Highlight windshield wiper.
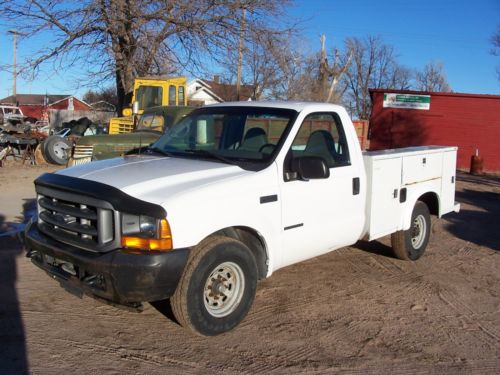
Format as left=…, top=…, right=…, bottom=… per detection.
left=145, top=147, right=172, bottom=156
left=183, top=149, right=236, bottom=165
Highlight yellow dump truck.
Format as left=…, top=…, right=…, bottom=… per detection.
left=109, top=76, right=187, bottom=134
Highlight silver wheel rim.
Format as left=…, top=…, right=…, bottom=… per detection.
left=53, top=141, right=70, bottom=160
left=411, top=214, right=426, bottom=249
left=203, top=261, right=245, bottom=318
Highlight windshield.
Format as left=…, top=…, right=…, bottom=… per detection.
left=136, top=113, right=168, bottom=132
left=151, top=106, right=297, bottom=169
left=135, top=86, right=163, bottom=111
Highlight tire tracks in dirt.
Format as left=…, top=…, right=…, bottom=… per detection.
left=31, top=337, right=204, bottom=372
left=438, top=288, right=500, bottom=345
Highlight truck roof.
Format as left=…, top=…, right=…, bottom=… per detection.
left=205, top=101, right=347, bottom=113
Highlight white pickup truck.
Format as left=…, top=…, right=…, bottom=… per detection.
left=25, top=102, right=459, bottom=336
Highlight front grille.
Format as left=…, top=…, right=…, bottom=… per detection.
left=109, top=118, right=134, bottom=134
left=37, top=188, right=117, bottom=252
left=73, top=145, right=94, bottom=158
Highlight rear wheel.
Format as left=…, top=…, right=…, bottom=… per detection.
left=391, top=201, right=431, bottom=261
left=171, top=236, right=258, bottom=336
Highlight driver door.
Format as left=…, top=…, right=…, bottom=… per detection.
left=279, top=112, right=365, bottom=268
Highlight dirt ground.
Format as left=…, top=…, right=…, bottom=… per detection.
left=0, top=162, right=499, bottom=374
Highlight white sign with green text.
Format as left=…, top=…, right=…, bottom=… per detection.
left=383, top=93, right=431, bottom=110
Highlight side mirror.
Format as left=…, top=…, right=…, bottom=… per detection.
left=291, top=156, right=330, bottom=180
left=132, top=101, right=140, bottom=115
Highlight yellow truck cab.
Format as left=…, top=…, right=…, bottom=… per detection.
left=109, top=76, right=187, bottom=134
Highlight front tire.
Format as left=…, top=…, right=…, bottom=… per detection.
left=391, top=201, right=431, bottom=261
left=171, top=236, right=258, bottom=336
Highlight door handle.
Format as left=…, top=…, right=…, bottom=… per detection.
left=353, top=177, right=360, bottom=195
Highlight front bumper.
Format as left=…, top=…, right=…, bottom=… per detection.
left=24, top=220, right=189, bottom=306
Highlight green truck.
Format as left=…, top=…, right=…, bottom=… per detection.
left=67, top=106, right=194, bottom=166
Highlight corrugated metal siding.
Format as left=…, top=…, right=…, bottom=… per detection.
left=369, top=90, right=500, bottom=172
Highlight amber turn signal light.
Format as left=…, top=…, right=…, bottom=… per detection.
left=121, top=219, right=173, bottom=251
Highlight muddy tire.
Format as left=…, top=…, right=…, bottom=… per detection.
left=43, top=136, right=72, bottom=165
left=171, top=236, right=258, bottom=336
left=391, top=201, right=431, bottom=261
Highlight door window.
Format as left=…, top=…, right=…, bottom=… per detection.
left=169, top=85, right=177, bottom=106
left=178, top=86, right=185, bottom=105
left=288, top=112, right=350, bottom=169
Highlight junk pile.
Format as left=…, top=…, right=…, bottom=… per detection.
left=0, top=117, right=106, bottom=167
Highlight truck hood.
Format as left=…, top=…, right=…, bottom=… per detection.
left=57, top=155, right=249, bottom=206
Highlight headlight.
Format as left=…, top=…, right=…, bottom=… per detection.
left=122, top=214, right=157, bottom=238
left=121, top=214, right=173, bottom=251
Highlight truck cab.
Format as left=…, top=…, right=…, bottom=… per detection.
left=108, top=77, right=188, bottom=134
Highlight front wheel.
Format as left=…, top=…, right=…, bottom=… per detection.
left=391, top=201, right=431, bottom=261
left=171, top=236, right=258, bottom=336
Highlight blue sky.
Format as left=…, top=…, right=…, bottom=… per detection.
left=288, top=0, right=499, bottom=95
left=0, top=0, right=499, bottom=99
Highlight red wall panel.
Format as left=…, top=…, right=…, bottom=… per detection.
left=369, top=90, right=500, bottom=173
left=18, top=97, right=92, bottom=121
left=19, top=105, right=43, bottom=120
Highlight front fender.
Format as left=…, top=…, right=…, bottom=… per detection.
left=164, top=165, right=281, bottom=275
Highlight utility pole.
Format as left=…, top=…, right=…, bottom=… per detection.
left=8, top=30, right=21, bottom=103
left=236, top=6, right=246, bottom=101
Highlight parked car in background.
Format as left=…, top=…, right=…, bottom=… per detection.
left=0, top=105, right=25, bottom=125
left=0, top=105, right=38, bottom=133
left=67, top=105, right=194, bottom=166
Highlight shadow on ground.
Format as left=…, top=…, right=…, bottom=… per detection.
left=354, top=240, right=396, bottom=259
left=443, top=173, right=500, bottom=251
left=355, top=172, right=500, bottom=255
left=0, top=198, right=36, bottom=375
left=150, top=299, right=180, bottom=326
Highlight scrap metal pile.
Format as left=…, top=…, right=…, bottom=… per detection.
left=0, top=112, right=106, bottom=166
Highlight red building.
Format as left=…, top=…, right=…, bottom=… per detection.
left=0, top=94, right=91, bottom=121
left=369, top=89, right=500, bottom=173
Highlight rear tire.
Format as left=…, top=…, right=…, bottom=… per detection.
left=171, top=236, right=258, bottom=336
left=391, top=201, right=431, bottom=261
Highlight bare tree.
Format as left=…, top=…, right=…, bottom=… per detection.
left=266, top=47, right=314, bottom=100
left=0, top=0, right=292, bottom=112
left=83, top=86, right=118, bottom=107
left=415, top=62, right=451, bottom=92
left=214, top=0, right=298, bottom=100
left=491, top=25, right=500, bottom=55
left=243, top=33, right=286, bottom=100
left=342, top=36, right=411, bottom=119
left=490, top=25, right=500, bottom=81
left=259, top=35, right=351, bottom=102
left=218, top=24, right=294, bottom=100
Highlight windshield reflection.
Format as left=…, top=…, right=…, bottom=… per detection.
left=152, top=107, right=296, bottom=168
